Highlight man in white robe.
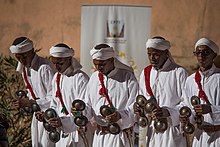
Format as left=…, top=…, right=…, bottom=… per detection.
left=9, top=36, right=56, bottom=147
left=47, top=43, right=93, bottom=147
left=80, top=43, right=138, bottom=147
left=182, top=37, right=220, bottom=147
left=137, top=36, right=188, bottom=147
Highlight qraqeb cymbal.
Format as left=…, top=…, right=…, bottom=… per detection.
left=72, top=99, right=86, bottom=111
left=100, top=105, right=114, bottom=117
left=191, top=96, right=200, bottom=106
left=44, top=108, right=58, bottom=120
left=136, top=95, right=147, bottom=107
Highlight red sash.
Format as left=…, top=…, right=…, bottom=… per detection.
left=98, top=72, right=113, bottom=108
left=195, top=70, right=210, bottom=104
left=144, top=65, right=160, bottom=108
left=56, top=72, right=69, bottom=115
left=22, top=66, right=37, bottom=100
left=144, top=65, right=154, bottom=97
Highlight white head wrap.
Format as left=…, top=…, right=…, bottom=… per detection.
left=50, top=45, right=82, bottom=71
left=90, top=47, right=115, bottom=60
left=50, top=46, right=74, bottom=57
left=9, top=38, right=33, bottom=53
left=146, top=38, right=171, bottom=50
left=195, top=37, right=219, bottom=55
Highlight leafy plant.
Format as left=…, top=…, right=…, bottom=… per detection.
left=0, top=55, right=32, bottom=147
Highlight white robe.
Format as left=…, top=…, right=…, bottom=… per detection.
left=183, top=64, right=220, bottom=147
left=22, top=54, right=56, bottom=147
left=50, top=65, right=94, bottom=147
left=139, top=58, right=188, bottom=147
left=85, top=67, right=139, bottom=147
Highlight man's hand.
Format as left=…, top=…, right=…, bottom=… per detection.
left=105, top=111, right=121, bottom=123
left=179, top=114, right=189, bottom=125
left=194, top=104, right=212, bottom=114
left=35, top=111, right=44, bottom=122
left=133, top=102, right=144, bottom=116
left=152, top=107, right=170, bottom=119
left=13, top=96, right=32, bottom=110
left=19, top=97, right=32, bottom=108
left=48, top=117, right=62, bottom=128
left=71, top=106, right=82, bottom=116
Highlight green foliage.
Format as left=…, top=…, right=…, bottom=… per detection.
left=0, top=55, right=32, bottom=147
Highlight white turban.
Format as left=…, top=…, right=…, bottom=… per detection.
left=90, top=47, right=115, bottom=60
left=50, top=46, right=82, bottom=72
left=9, top=38, right=33, bottom=53
left=146, top=38, right=171, bottom=51
left=50, top=46, right=74, bottom=57
left=195, top=37, right=219, bottom=55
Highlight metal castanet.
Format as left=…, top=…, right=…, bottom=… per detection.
left=49, top=131, right=60, bottom=143
left=72, top=99, right=86, bottom=111
left=136, top=95, right=147, bottom=107
left=190, top=96, right=203, bottom=125
left=72, top=100, right=88, bottom=127
left=16, top=90, right=41, bottom=114
left=144, top=98, right=158, bottom=114
left=137, top=116, right=149, bottom=128
left=74, top=115, right=88, bottom=127
left=16, top=90, right=27, bottom=98
left=145, top=100, right=168, bottom=133
left=32, top=101, right=41, bottom=112
left=191, top=96, right=201, bottom=106
left=100, top=104, right=134, bottom=146
left=153, top=118, right=168, bottom=133
left=45, top=108, right=58, bottom=120
left=179, top=106, right=191, bottom=118
left=44, top=108, right=60, bottom=143
left=135, top=95, right=149, bottom=128
left=43, top=121, right=54, bottom=132
left=179, top=106, right=195, bottom=134
left=100, top=105, right=115, bottom=117
left=15, top=90, right=32, bottom=114
left=72, top=99, right=90, bottom=147
left=99, top=105, right=121, bottom=135
left=179, top=106, right=195, bottom=147
left=183, top=123, right=195, bottom=134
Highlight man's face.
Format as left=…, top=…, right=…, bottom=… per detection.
left=15, top=50, right=33, bottom=66
left=93, top=58, right=114, bottom=75
left=194, top=45, right=216, bottom=69
left=51, top=56, right=71, bottom=73
left=147, top=48, right=168, bottom=70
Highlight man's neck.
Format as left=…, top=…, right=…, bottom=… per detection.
left=26, top=53, right=36, bottom=68
left=200, top=64, right=213, bottom=72
left=104, top=67, right=115, bottom=76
